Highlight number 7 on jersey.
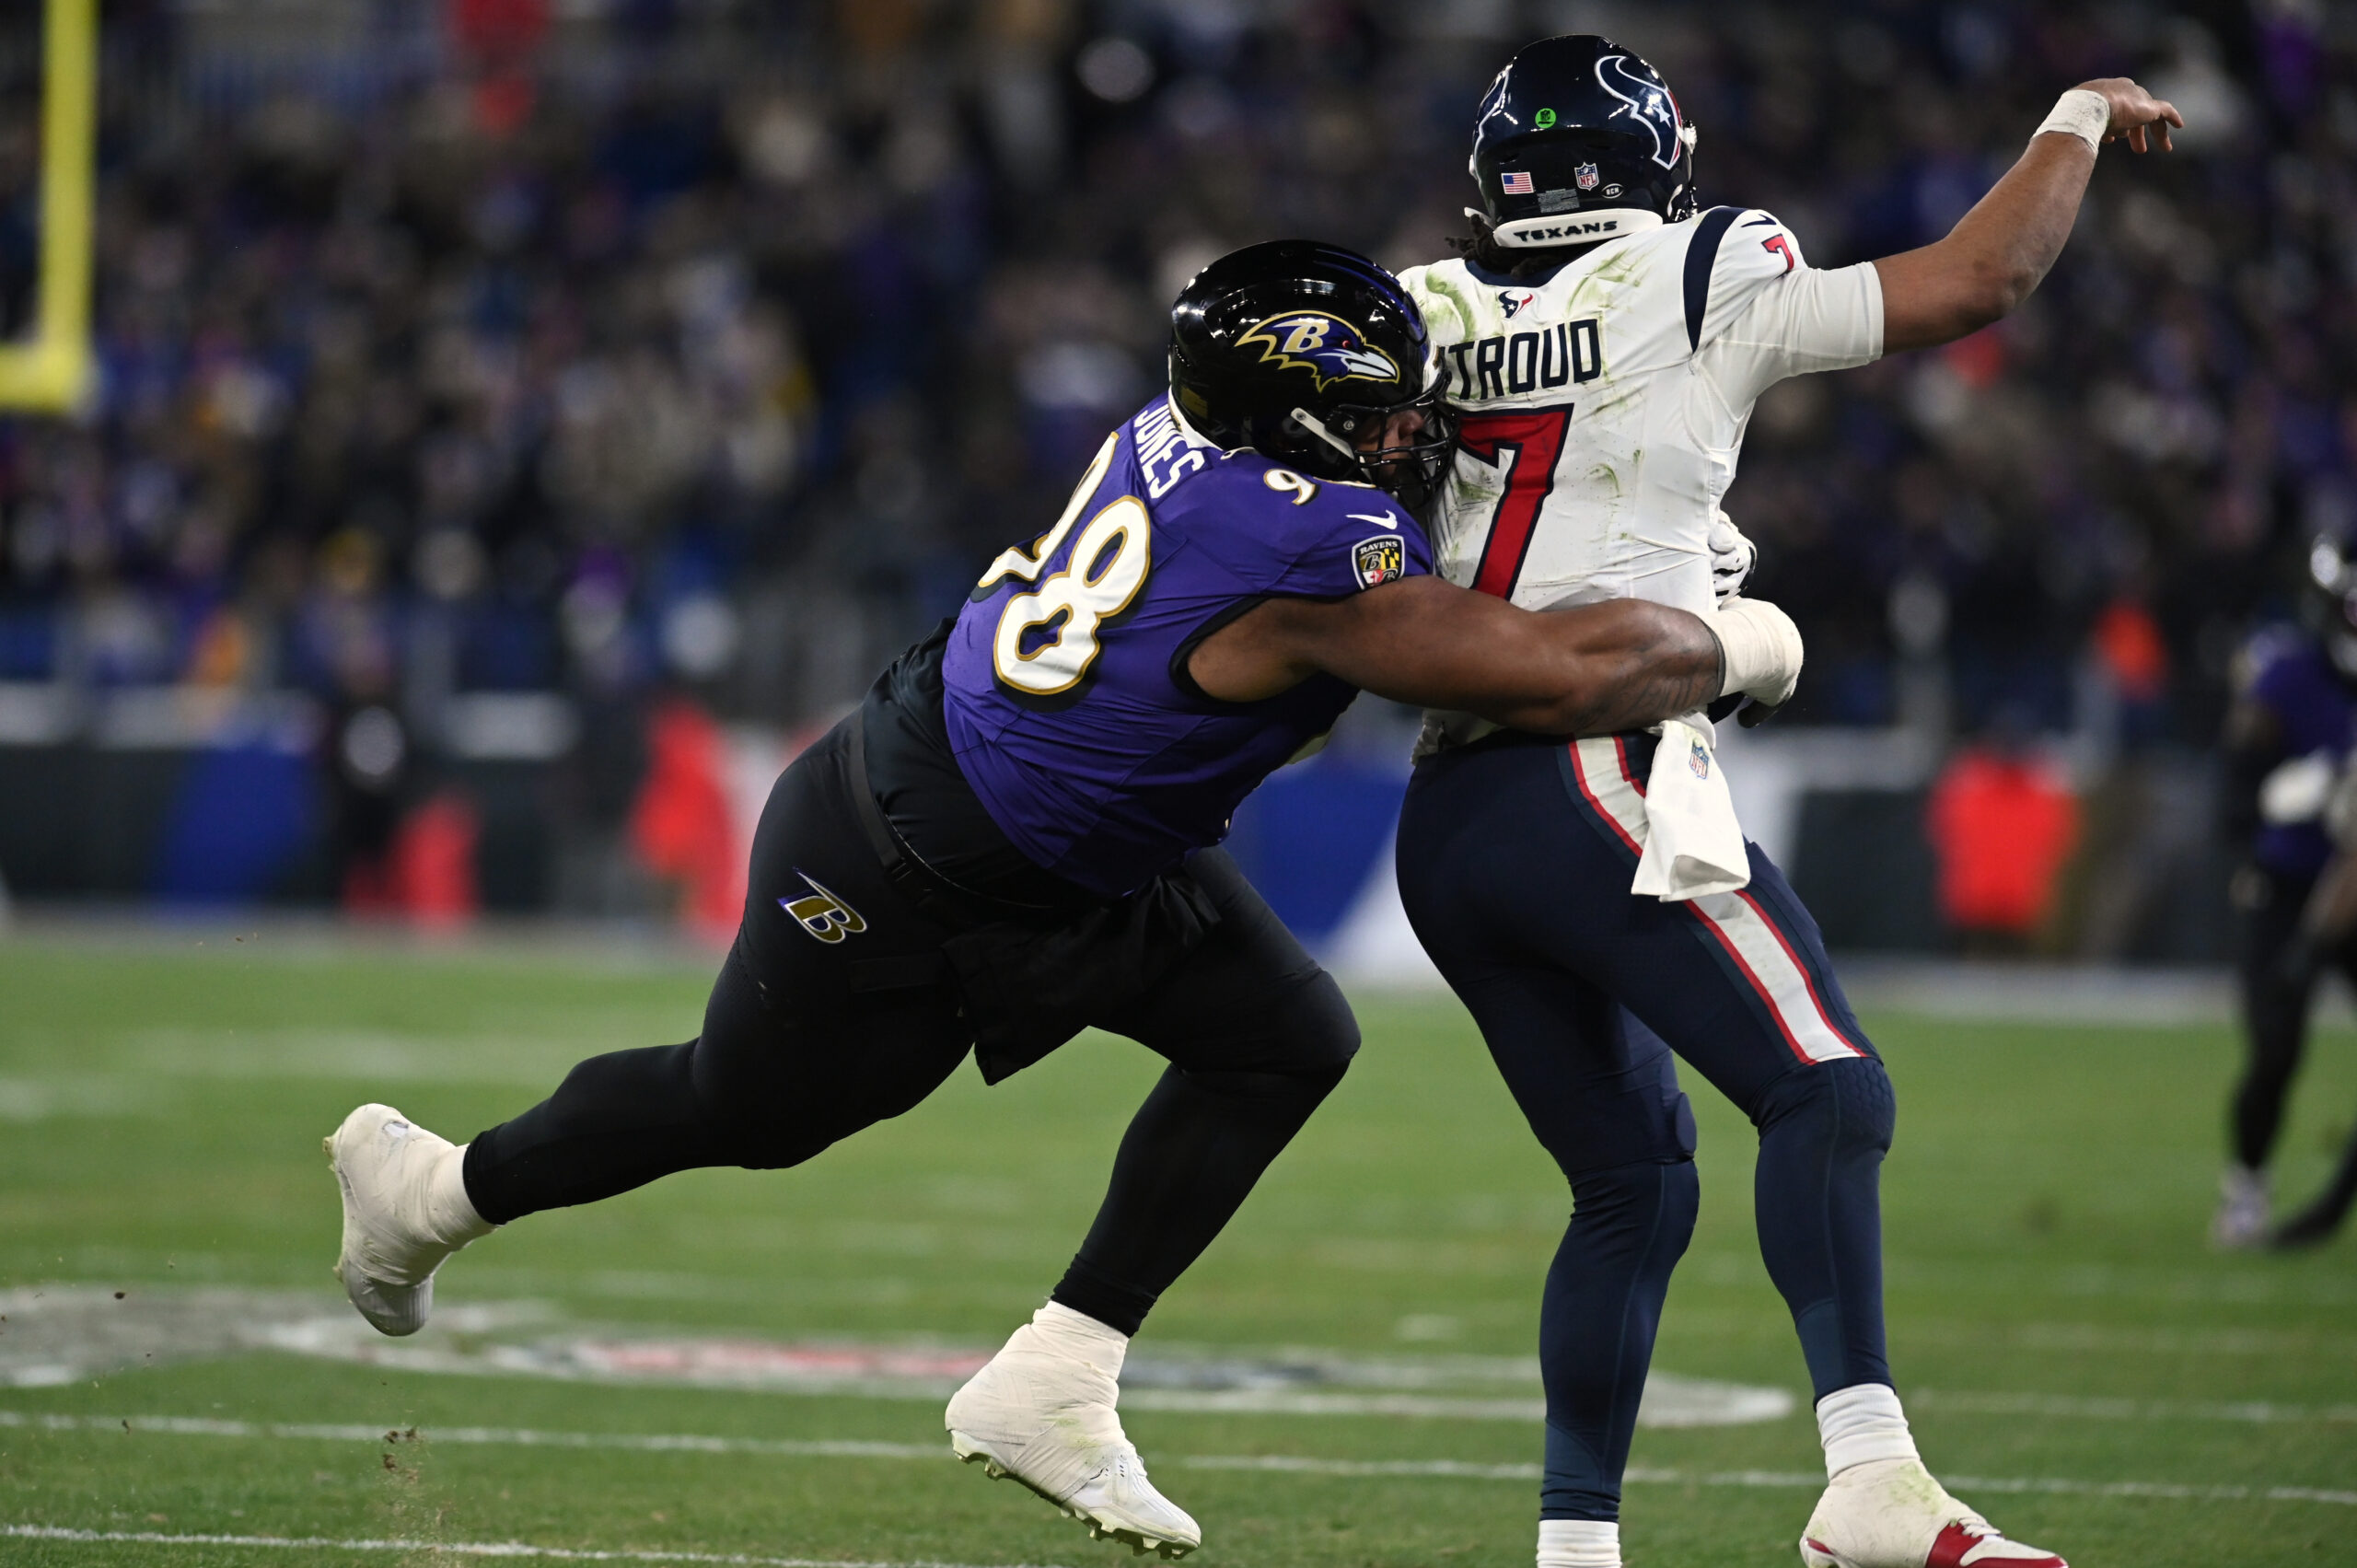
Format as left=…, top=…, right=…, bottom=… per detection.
left=1456, top=406, right=1573, bottom=601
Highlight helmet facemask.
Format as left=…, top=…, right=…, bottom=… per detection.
left=1285, top=384, right=1457, bottom=508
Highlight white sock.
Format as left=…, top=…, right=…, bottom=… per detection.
left=1817, top=1383, right=1921, bottom=1478
left=2223, top=1163, right=2268, bottom=1197
left=1028, top=1301, right=1130, bottom=1377
left=427, top=1143, right=496, bottom=1246
left=1537, top=1518, right=1620, bottom=1568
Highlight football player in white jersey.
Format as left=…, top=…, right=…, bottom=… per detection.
left=1387, top=34, right=2180, bottom=1568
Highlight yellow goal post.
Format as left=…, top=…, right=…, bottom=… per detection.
left=0, top=0, right=95, bottom=413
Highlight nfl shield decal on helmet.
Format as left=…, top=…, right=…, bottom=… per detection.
left=1352, top=535, right=1407, bottom=589
left=1237, top=311, right=1400, bottom=393
left=1689, top=738, right=1711, bottom=779
left=1575, top=161, right=1600, bottom=191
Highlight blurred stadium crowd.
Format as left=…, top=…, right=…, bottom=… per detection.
left=0, top=0, right=2350, bottom=935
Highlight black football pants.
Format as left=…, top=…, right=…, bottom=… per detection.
left=2233, top=862, right=2342, bottom=1170
left=462, top=720, right=1360, bottom=1335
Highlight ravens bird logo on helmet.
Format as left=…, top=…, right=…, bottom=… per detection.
left=1237, top=312, right=1399, bottom=394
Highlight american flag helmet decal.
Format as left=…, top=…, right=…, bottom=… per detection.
left=1500, top=170, right=1535, bottom=195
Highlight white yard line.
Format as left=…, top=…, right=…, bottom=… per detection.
left=1184, top=1456, right=2357, bottom=1506
left=2, top=1523, right=1067, bottom=1568
left=1911, top=1389, right=2357, bottom=1424
left=0, top=1410, right=939, bottom=1459
left=6, top=1410, right=2352, bottom=1509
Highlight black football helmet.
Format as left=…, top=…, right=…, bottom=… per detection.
left=1469, top=35, right=1697, bottom=251
left=1168, top=239, right=1453, bottom=499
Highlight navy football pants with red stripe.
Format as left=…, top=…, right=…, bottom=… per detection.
left=1397, top=732, right=1896, bottom=1523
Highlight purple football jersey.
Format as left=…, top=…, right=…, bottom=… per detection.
left=2247, top=630, right=2357, bottom=877
left=943, top=395, right=1434, bottom=897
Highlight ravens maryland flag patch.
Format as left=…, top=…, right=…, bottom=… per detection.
left=1351, top=535, right=1407, bottom=589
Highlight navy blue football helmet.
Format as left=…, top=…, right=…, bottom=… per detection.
left=1168, top=239, right=1453, bottom=497
left=1469, top=35, right=1697, bottom=250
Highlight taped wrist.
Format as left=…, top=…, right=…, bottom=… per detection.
left=2036, top=88, right=2109, bottom=151
left=1710, top=597, right=1803, bottom=702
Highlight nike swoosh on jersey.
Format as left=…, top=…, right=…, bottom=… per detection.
left=1347, top=511, right=1401, bottom=529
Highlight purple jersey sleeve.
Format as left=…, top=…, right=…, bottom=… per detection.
left=1162, top=458, right=1435, bottom=602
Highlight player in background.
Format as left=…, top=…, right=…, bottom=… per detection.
left=1392, top=35, right=2180, bottom=1568
left=324, top=240, right=1805, bottom=1561
left=2218, top=537, right=2357, bottom=1249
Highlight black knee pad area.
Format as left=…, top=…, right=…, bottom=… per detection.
left=1180, top=1060, right=1351, bottom=1109
left=1753, top=1055, right=1897, bottom=1154
left=1268, top=968, right=1364, bottom=1073
left=1567, top=1155, right=1702, bottom=1236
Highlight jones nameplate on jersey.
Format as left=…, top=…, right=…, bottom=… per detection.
left=1352, top=535, right=1407, bottom=588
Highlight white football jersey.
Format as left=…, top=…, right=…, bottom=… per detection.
left=1401, top=203, right=1883, bottom=633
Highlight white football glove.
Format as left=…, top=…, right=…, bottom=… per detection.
left=1708, top=508, right=1757, bottom=603
left=1711, top=595, right=1803, bottom=712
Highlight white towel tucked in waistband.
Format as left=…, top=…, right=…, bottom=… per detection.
left=1630, top=715, right=1751, bottom=901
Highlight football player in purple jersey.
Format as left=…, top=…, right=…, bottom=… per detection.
left=2217, top=537, right=2357, bottom=1251
left=321, top=240, right=1804, bottom=1559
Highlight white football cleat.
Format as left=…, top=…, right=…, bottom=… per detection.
left=325, top=1103, right=493, bottom=1337
left=1799, top=1458, right=2065, bottom=1568
left=2211, top=1164, right=2270, bottom=1249
left=946, top=1304, right=1200, bottom=1559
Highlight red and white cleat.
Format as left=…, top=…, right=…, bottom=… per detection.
left=1799, top=1458, right=2065, bottom=1568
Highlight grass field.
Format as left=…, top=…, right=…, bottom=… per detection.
left=2, top=929, right=2354, bottom=1568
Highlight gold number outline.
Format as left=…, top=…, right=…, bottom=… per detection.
left=991, top=495, right=1153, bottom=697
left=976, top=433, right=1119, bottom=593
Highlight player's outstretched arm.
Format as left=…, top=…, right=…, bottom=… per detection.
left=1876, top=78, right=2181, bottom=353
left=1187, top=577, right=1799, bottom=737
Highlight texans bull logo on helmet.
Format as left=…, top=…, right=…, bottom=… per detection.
left=1237, top=311, right=1399, bottom=394
left=1596, top=53, right=1682, bottom=168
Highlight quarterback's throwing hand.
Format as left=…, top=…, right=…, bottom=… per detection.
left=2076, top=76, right=2183, bottom=153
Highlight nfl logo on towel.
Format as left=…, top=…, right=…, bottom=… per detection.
left=1689, top=738, right=1711, bottom=778
left=1500, top=170, right=1535, bottom=195
left=1575, top=162, right=1600, bottom=192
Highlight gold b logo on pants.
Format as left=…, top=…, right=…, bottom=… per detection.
left=783, top=872, right=867, bottom=944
